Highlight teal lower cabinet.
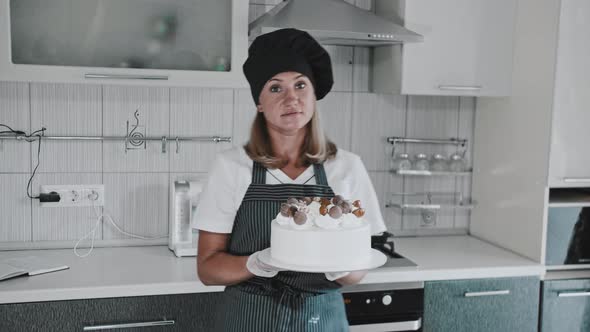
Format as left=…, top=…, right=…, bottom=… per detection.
left=423, top=277, right=540, bottom=332
left=541, top=278, right=590, bottom=332
left=0, top=292, right=222, bottom=332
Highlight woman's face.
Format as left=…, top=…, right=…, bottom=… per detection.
left=257, top=71, right=316, bottom=135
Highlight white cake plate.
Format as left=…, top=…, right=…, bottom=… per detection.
left=258, top=248, right=387, bottom=273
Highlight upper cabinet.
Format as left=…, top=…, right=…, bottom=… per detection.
left=0, top=0, right=249, bottom=88
left=548, top=0, right=590, bottom=187
left=373, top=0, right=517, bottom=96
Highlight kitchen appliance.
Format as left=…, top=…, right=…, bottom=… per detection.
left=169, top=180, right=203, bottom=257
left=371, top=232, right=418, bottom=269
left=343, top=232, right=421, bottom=331
left=546, top=188, right=590, bottom=267
left=249, top=0, right=423, bottom=46
left=343, top=281, right=423, bottom=332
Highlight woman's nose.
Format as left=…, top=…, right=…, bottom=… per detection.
left=284, top=87, right=298, bottom=101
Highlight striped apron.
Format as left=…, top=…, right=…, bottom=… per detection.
left=214, top=161, right=349, bottom=332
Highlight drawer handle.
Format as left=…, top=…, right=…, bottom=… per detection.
left=83, top=319, right=175, bottom=330
left=350, top=318, right=422, bottom=332
left=563, top=178, right=590, bottom=183
left=438, top=85, right=482, bottom=91
left=85, top=73, right=169, bottom=80
left=558, top=291, right=590, bottom=298
left=464, top=290, right=510, bottom=297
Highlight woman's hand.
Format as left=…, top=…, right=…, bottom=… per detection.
left=246, top=251, right=283, bottom=277
left=197, top=230, right=256, bottom=286
left=326, top=270, right=368, bottom=286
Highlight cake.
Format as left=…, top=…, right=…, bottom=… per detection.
left=270, top=195, right=372, bottom=269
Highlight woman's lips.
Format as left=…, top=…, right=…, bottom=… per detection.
left=281, top=111, right=302, bottom=117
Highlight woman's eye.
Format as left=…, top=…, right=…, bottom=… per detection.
left=270, top=85, right=282, bottom=93
left=295, top=82, right=306, bottom=89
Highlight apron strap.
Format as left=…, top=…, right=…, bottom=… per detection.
left=252, top=161, right=267, bottom=184
left=313, top=163, right=329, bottom=186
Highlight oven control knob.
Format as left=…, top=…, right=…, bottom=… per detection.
left=382, top=295, right=392, bottom=306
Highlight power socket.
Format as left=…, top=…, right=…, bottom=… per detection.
left=39, top=184, right=105, bottom=207
left=420, top=209, right=437, bottom=227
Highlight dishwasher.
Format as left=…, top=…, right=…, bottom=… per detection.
left=342, top=281, right=424, bottom=332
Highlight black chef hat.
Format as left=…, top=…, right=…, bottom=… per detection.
left=243, top=28, right=333, bottom=105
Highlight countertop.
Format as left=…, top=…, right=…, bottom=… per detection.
left=0, top=235, right=544, bottom=305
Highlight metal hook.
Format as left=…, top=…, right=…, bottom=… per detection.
left=161, top=136, right=167, bottom=153
left=175, top=137, right=180, bottom=154
left=124, top=135, right=129, bottom=154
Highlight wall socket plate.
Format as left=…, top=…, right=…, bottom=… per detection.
left=420, top=209, right=437, bottom=227
left=39, top=184, right=105, bottom=207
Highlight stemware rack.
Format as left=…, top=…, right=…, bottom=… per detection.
left=385, top=192, right=477, bottom=211
left=387, top=136, right=472, bottom=177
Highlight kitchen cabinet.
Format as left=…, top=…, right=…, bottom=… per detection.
left=0, top=293, right=222, bottom=331
left=372, top=0, right=517, bottom=96
left=547, top=0, right=590, bottom=187
left=423, top=277, right=539, bottom=332
left=541, top=279, right=590, bottom=332
left=471, top=0, right=590, bottom=263
left=0, top=0, right=248, bottom=88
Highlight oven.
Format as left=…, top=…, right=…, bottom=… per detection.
left=546, top=204, right=590, bottom=267
left=546, top=188, right=590, bottom=267
left=342, top=282, right=424, bottom=332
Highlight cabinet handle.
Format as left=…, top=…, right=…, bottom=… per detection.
left=85, top=73, right=169, bottom=80
left=558, top=291, right=590, bottom=298
left=83, top=319, right=175, bottom=330
left=464, top=290, right=510, bottom=297
left=563, top=178, right=590, bottom=183
left=438, top=85, right=482, bottom=91
left=349, top=318, right=422, bottom=331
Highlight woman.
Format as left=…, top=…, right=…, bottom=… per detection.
left=195, top=28, right=386, bottom=331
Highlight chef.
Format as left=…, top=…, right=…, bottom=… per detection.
left=195, top=28, right=386, bottom=331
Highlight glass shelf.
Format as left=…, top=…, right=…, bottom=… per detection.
left=390, top=169, right=473, bottom=177
left=385, top=202, right=476, bottom=211
left=385, top=192, right=477, bottom=211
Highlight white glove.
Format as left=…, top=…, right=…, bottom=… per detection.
left=246, top=251, right=282, bottom=278
left=325, top=271, right=350, bottom=281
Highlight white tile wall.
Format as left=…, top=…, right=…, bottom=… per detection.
left=169, top=87, right=233, bottom=172
left=0, top=174, right=31, bottom=242
left=233, top=89, right=257, bottom=148
left=103, top=86, right=170, bottom=173
left=0, top=82, right=30, bottom=173
left=103, top=173, right=169, bottom=240
left=30, top=83, right=102, bottom=173
left=0, top=0, right=477, bottom=247
left=350, top=93, right=406, bottom=171
left=317, top=92, right=353, bottom=151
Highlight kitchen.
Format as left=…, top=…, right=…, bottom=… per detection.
left=0, top=0, right=587, bottom=331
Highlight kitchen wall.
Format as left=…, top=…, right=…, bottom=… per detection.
left=0, top=0, right=475, bottom=249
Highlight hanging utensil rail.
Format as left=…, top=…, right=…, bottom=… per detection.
left=0, top=134, right=231, bottom=154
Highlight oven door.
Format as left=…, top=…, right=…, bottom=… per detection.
left=349, top=317, right=422, bottom=332
left=343, top=282, right=424, bottom=332
left=546, top=206, right=590, bottom=266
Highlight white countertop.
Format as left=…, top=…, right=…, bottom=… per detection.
left=0, top=235, right=544, bottom=305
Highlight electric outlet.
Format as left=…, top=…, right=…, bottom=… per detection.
left=39, top=184, right=104, bottom=207
left=420, top=209, right=437, bottom=227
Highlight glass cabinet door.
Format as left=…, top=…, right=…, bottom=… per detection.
left=10, top=0, right=232, bottom=72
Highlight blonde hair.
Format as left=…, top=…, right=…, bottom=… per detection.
left=244, top=110, right=337, bottom=169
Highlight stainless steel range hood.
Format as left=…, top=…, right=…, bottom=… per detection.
left=249, top=0, right=423, bottom=47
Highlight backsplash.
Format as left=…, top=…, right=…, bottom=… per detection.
left=0, top=0, right=475, bottom=249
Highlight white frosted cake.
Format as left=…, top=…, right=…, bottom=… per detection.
left=270, top=196, right=371, bottom=269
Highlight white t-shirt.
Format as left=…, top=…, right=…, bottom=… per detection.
left=194, top=147, right=387, bottom=235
